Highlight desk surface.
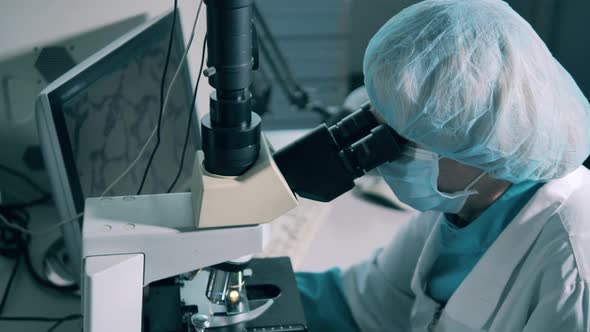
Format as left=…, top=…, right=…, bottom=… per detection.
left=0, top=204, right=82, bottom=332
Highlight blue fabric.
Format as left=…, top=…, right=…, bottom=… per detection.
left=296, top=268, right=361, bottom=332
left=427, top=181, right=543, bottom=304
left=363, top=0, right=590, bottom=183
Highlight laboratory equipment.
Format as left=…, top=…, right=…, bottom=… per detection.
left=36, top=1, right=407, bottom=330
left=36, top=10, right=196, bottom=286
left=82, top=102, right=405, bottom=331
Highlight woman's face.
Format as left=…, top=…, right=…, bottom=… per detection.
left=437, top=157, right=484, bottom=193
left=410, top=142, right=484, bottom=194
left=370, top=106, right=484, bottom=193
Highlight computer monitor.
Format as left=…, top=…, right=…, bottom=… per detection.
left=0, top=15, right=146, bottom=200
left=36, top=10, right=198, bottom=283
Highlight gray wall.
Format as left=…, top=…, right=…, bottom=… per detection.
left=552, top=1, right=590, bottom=98
left=506, top=0, right=590, bottom=98
left=349, top=0, right=419, bottom=75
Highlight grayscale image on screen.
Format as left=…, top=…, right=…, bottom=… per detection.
left=61, top=35, right=195, bottom=198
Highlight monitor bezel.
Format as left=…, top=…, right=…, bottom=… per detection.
left=41, top=10, right=196, bottom=215
left=34, top=9, right=197, bottom=283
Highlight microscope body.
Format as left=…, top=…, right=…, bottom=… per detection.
left=82, top=136, right=298, bottom=332
left=82, top=0, right=407, bottom=330
left=191, top=138, right=297, bottom=229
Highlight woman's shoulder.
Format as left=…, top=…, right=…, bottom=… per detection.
left=528, top=166, right=590, bottom=237
left=536, top=192, right=590, bottom=283
left=515, top=166, right=590, bottom=284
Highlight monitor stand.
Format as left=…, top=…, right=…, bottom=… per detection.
left=43, top=237, right=77, bottom=288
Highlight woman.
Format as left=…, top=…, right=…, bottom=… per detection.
left=297, top=0, right=590, bottom=331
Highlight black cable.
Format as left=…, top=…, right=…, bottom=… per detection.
left=0, top=208, right=30, bottom=259
left=45, top=314, right=83, bottom=332
left=0, top=256, right=20, bottom=315
left=0, top=164, right=48, bottom=196
left=0, top=164, right=51, bottom=209
left=0, top=172, right=76, bottom=321
left=136, top=0, right=179, bottom=195
left=0, top=210, right=77, bottom=332
left=0, top=316, right=65, bottom=322
left=0, top=208, right=30, bottom=258
left=0, top=206, right=30, bottom=315
left=166, top=36, right=207, bottom=193
left=252, top=8, right=311, bottom=111
left=252, top=4, right=299, bottom=89
left=1, top=194, right=51, bottom=210
left=0, top=206, right=77, bottom=292
left=0, top=314, right=82, bottom=330
left=255, top=31, right=297, bottom=104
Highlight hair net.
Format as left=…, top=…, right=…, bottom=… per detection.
left=364, top=0, right=590, bottom=183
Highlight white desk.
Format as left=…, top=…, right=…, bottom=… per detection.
left=299, top=190, right=413, bottom=272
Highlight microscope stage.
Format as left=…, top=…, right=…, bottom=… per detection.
left=143, top=257, right=308, bottom=332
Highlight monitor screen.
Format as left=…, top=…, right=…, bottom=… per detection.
left=54, top=13, right=196, bottom=199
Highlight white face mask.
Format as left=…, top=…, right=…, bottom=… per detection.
left=377, top=147, right=486, bottom=213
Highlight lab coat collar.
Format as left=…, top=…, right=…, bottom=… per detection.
left=443, top=168, right=583, bottom=329
left=411, top=213, right=444, bottom=296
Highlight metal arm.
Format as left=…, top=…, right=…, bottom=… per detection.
left=251, top=3, right=310, bottom=110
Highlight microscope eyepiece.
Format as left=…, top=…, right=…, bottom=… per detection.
left=273, top=103, right=407, bottom=202
left=339, top=124, right=406, bottom=178
left=328, top=101, right=378, bottom=148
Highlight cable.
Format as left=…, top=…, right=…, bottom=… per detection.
left=136, top=0, right=179, bottom=195
left=0, top=206, right=30, bottom=315
left=45, top=313, right=83, bottom=332
left=0, top=316, right=59, bottom=322
left=0, top=207, right=77, bottom=296
left=167, top=35, right=207, bottom=193
left=0, top=164, right=51, bottom=209
left=0, top=256, right=20, bottom=315
left=101, top=0, right=203, bottom=198
left=0, top=165, right=53, bottom=305
left=252, top=4, right=299, bottom=90
left=255, top=26, right=296, bottom=105
left=0, top=314, right=82, bottom=328
left=0, top=212, right=82, bottom=236
left=0, top=208, right=29, bottom=256
left=0, top=211, right=26, bottom=314
left=2, top=0, right=202, bottom=236
left=0, top=165, right=48, bottom=196
left=1, top=194, right=51, bottom=210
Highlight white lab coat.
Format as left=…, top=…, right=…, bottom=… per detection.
left=342, top=166, right=590, bottom=331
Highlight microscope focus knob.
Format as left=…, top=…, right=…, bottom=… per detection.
left=191, top=313, right=211, bottom=332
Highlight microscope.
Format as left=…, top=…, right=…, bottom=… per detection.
left=82, top=1, right=407, bottom=331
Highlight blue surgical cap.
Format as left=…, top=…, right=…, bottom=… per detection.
left=364, top=0, right=590, bottom=183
